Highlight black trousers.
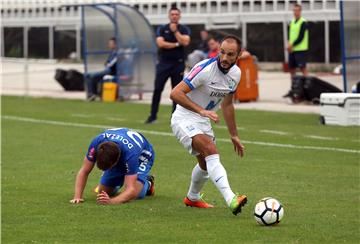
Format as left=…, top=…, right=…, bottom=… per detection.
left=150, top=60, right=185, bottom=119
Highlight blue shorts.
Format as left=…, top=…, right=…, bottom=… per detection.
left=289, top=51, right=308, bottom=69
left=99, top=151, right=155, bottom=199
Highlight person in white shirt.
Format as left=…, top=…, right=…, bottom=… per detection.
left=170, top=35, right=247, bottom=215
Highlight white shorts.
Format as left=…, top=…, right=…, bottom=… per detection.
left=171, top=114, right=215, bottom=156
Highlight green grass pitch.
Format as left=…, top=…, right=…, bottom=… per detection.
left=2, top=95, right=359, bottom=243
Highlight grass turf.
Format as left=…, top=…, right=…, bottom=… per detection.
left=2, top=95, right=359, bottom=243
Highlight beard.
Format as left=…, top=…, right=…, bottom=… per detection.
left=217, top=57, right=236, bottom=74
left=220, top=60, right=231, bottom=68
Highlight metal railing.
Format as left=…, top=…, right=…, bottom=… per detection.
left=1, top=0, right=341, bottom=63
left=1, top=0, right=340, bottom=26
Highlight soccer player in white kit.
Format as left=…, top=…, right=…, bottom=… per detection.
left=170, top=35, right=247, bottom=215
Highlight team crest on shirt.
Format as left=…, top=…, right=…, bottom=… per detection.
left=227, top=78, right=236, bottom=90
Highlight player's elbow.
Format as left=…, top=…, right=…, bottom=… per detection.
left=170, top=89, right=178, bottom=102
left=126, top=188, right=139, bottom=201
left=170, top=89, right=184, bottom=104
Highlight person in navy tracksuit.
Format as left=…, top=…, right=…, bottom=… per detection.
left=145, top=6, right=191, bottom=124
left=85, top=37, right=118, bottom=101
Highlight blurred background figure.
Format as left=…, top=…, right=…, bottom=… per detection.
left=187, top=30, right=209, bottom=68
left=284, top=3, right=309, bottom=97
left=287, top=3, right=309, bottom=78
left=207, top=36, right=220, bottom=58
left=145, top=6, right=190, bottom=124
left=85, top=37, right=118, bottom=101
left=198, top=30, right=210, bottom=53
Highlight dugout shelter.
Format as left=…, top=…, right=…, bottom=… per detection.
left=77, top=2, right=157, bottom=97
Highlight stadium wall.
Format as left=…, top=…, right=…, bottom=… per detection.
left=1, top=0, right=341, bottom=63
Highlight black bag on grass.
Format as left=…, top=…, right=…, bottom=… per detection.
left=55, top=69, right=84, bottom=91
left=65, top=69, right=84, bottom=91
left=284, top=75, right=305, bottom=103
left=303, top=76, right=342, bottom=104
left=285, top=75, right=342, bottom=104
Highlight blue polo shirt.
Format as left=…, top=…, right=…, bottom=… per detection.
left=156, top=23, right=191, bottom=62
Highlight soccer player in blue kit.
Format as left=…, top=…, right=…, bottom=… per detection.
left=70, top=128, right=155, bottom=205
left=170, top=35, right=247, bottom=215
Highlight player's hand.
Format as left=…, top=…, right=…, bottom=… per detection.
left=169, top=23, right=178, bottom=32
left=200, top=110, right=219, bottom=123
left=231, top=136, right=245, bottom=157
left=70, top=198, right=84, bottom=204
left=97, top=191, right=112, bottom=205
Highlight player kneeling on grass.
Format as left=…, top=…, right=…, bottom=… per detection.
left=170, top=35, right=247, bottom=215
left=70, top=128, right=155, bottom=205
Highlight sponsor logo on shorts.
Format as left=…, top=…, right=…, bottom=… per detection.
left=186, top=125, right=195, bottom=132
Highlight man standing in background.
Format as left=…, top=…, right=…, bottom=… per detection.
left=145, top=6, right=191, bottom=124
left=287, top=3, right=309, bottom=77
left=284, top=3, right=309, bottom=98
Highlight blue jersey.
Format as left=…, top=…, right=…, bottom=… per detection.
left=86, top=128, right=154, bottom=176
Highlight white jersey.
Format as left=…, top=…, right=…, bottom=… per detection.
left=173, top=57, right=241, bottom=121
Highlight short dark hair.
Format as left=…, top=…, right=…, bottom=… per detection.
left=169, top=5, right=181, bottom=13
left=109, top=37, right=116, bottom=42
left=207, top=35, right=219, bottom=43
left=96, top=141, right=121, bottom=171
left=220, top=35, right=242, bottom=54
left=294, top=3, right=302, bottom=9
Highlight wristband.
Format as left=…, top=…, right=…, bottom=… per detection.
left=175, top=42, right=180, bottom=47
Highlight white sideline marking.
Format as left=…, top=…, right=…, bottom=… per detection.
left=215, top=125, right=245, bottom=130
left=3, top=115, right=360, bottom=155
left=71, top=114, right=94, bottom=118
left=105, top=117, right=125, bottom=122
left=260, top=130, right=289, bottom=136
left=304, top=135, right=338, bottom=141
left=71, top=114, right=125, bottom=122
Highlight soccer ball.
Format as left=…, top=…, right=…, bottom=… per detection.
left=254, top=197, right=284, bottom=226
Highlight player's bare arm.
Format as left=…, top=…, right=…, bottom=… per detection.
left=221, top=94, right=245, bottom=157
left=70, top=157, right=95, bottom=204
left=97, top=174, right=142, bottom=205
left=170, top=81, right=219, bottom=123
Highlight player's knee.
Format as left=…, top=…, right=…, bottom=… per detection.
left=198, top=160, right=207, bottom=171
left=98, top=185, right=114, bottom=195
left=201, top=143, right=218, bottom=156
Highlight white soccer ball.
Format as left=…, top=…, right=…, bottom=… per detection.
left=254, top=197, right=284, bottom=226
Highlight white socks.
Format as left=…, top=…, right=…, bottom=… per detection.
left=187, top=164, right=209, bottom=201
left=205, top=154, right=235, bottom=206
